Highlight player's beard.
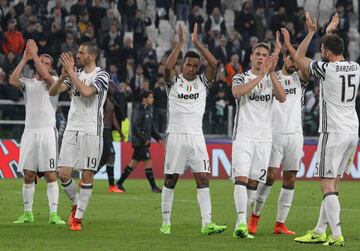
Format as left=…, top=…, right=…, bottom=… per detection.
left=285, top=65, right=297, bottom=74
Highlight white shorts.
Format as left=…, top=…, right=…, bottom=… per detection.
left=269, top=133, right=303, bottom=171
left=58, top=131, right=103, bottom=171
left=19, top=127, right=58, bottom=173
left=164, top=133, right=210, bottom=175
left=232, top=139, right=272, bottom=183
left=315, top=132, right=358, bottom=178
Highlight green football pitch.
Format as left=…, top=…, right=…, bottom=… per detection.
left=0, top=179, right=359, bottom=251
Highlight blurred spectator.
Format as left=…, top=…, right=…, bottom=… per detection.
left=80, top=23, right=97, bottom=43
left=269, top=6, right=288, bottom=34
left=0, top=67, right=22, bottom=101
left=254, top=6, right=267, bottom=41
left=138, top=40, right=157, bottom=65
left=118, top=0, right=137, bottom=32
left=227, top=31, right=243, bottom=58
left=132, top=9, right=151, bottom=50
left=204, top=7, right=226, bottom=42
left=13, top=0, right=25, bottom=17
left=1, top=51, right=19, bottom=75
left=155, top=0, right=172, bottom=28
left=153, top=73, right=167, bottom=133
left=206, top=0, right=222, bottom=15
left=114, top=82, right=132, bottom=120
left=175, top=0, right=191, bottom=22
left=61, top=33, right=78, bottom=55
left=188, top=5, right=204, bottom=36
left=213, top=88, right=229, bottom=134
left=130, top=64, right=146, bottom=98
left=78, top=11, right=91, bottom=34
left=275, top=0, right=298, bottom=17
left=37, top=33, right=51, bottom=55
left=90, top=0, right=106, bottom=31
left=215, top=36, right=231, bottom=65
left=120, top=54, right=136, bottom=83
left=119, top=36, right=137, bottom=66
left=50, top=0, right=69, bottom=17
left=64, top=15, right=80, bottom=39
left=234, top=1, right=256, bottom=49
left=48, top=6, right=66, bottom=29
left=109, top=64, right=121, bottom=85
left=242, top=36, right=258, bottom=69
left=101, top=8, right=120, bottom=35
left=225, top=53, right=243, bottom=86
left=48, top=22, right=65, bottom=60
left=102, top=23, right=122, bottom=67
left=70, top=0, right=88, bottom=20
left=23, top=20, right=42, bottom=40
left=2, top=19, right=25, bottom=56
left=18, top=5, right=37, bottom=31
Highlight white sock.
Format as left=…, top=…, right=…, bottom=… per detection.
left=253, top=183, right=272, bottom=216
left=323, top=194, right=342, bottom=239
left=247, top=188, right=257, bottom=218
left=161, top=187, right=174, bottom=225
left=47, top=181, right=59, bottom=213
left=314, top=200, right=328, bottom=234
left=276, top=187, right=294, bottom=223
left=61, top=179, right=79, bottom=205
left=197, top=187, right=212, bottom=227
left=74, top=183, right=93, bottom=219
left=234, top=184, right=247, bottom=228
left=23, top=182, right=35, bottom=212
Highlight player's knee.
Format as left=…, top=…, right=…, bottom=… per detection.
left=283, top=171, right=296, bottom=189
left=44, top=171, right=57, bottom=182
left=164, top=174, right=178, bottom=189
left=24, top=175, right=35, bottom=184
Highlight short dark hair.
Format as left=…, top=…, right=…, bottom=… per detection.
left=141, top=90, right=153, bottom=99
left=80, top=42, right=99, bottom=58
left=252, top=42, right=270, bottom=53
left=320, top=34, right=344, bottom=56
left=184, top=51, right=200, bottom=60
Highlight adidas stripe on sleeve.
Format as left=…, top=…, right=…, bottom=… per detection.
left=308, top=61, right=328, bottom=80
left=91, top=70, right=110, bottom=93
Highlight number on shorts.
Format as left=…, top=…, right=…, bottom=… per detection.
left=203, top=160, right=210, bottom=172
left=259, top=169, right=266, bottom=181
left=49, top=158, right=55, bottom=169
left=87, top=157, right=97, bottom=169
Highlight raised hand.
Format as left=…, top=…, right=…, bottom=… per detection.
left=281, top=28, right=291, bottom=45
left=59, top=52, right=75, bottom=73
left=326, top=12, right=339, bottom=34
left=178, top=23, right=185, bottom=44
left=26, top=39, right=38, bottom=58
left=191, top=23, right=200, bottom=46
left=22, top=46, right=32, bottom=61
left=274, top=31, right=282, bottom=55
left=305, top=12, right=317, bottom=33
left=269, top=54, right=279, bottom=73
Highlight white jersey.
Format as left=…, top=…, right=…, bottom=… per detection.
left=309, top=60, right=360, bottom=134
left=64, top=67, right=109, bottom=136
left=272, top=71, right=305, bottom=134
left=20, top=77, right=59, bottom=129
left=232, top=70, right=274, bottom=141
left=166, top=73, right=210, bottom=135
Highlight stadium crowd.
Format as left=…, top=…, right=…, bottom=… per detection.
left=0, top=0, right=358, bottom=136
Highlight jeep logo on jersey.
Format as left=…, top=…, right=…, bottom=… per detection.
left=178, top=93, right=199, bottom=100
left=248, top=93, right=271, bottom=102
left=285, top=87, right=296, bottom=95
left=73, top=89, right=81, bottom=97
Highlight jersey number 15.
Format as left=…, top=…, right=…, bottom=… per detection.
left=340, top=74, right=356, bottom=103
